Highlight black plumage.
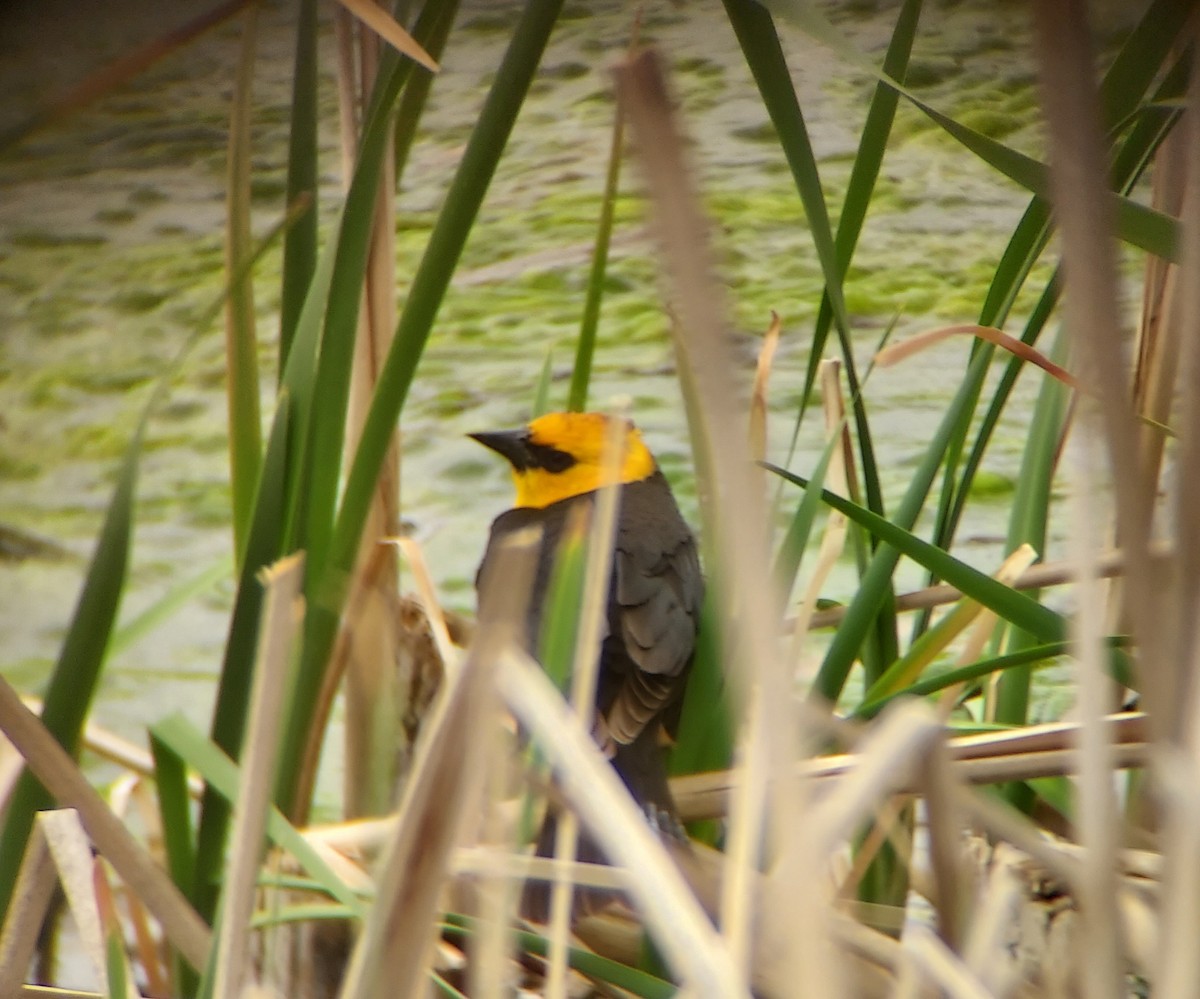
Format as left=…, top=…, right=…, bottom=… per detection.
left=476, top=469, right=703, bottom=919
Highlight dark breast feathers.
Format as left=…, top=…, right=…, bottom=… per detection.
left=477, top=470, right=703, bottom=755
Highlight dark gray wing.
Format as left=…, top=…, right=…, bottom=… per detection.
left=604, top=472, right=703, bottom=745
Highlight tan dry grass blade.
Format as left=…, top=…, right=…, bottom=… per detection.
left=720, top=690, right=764, bottom=983
left=337, top=655, right=492, bottom=999
left=394, top=538, right=457, bottom=671
left=805, top=701, right=944, bottom=860
left=672, top=712, right=1147, bottom=822
left=904, top=923, right=992, bottom=999
left=212, top=553, right=305, bottom=999
left=1154, top=23, right=1200, bottom=999
left=0, top=818, right=56, bottom=996
left=337, top=6, right=404, bottom=822
left=1132, top=124, right=1185, bottom=507
left=1031, top=0, right=1159, bottom=745
left=496, top=647, right=749, bottom=997
left=918, top=736, right=965, bottom=950
left=544, top=408, right=628, bottom=999
left=1067, top=433, right=1123, bottom=999
left=790, top=359, right=851, bottom=653
left=338, top=533, right=535, bottom=999
left=1032, top=7, right=1135, bottom=995
left=1153, top=750, right=1200, bottom=997
left=615, top=46, right=825, bottom=995
left=304, top=540, right=401, bottom=819
left=749, top=311, right=782, bottom=468
left=334, top=0, right=440, bottom=72
left=960, top=843, right=1028, bottom=996
left=0, top=676, right=211, bottom=971
left=41, top=809, right=110, bottom=989
left=1168, top=13, right=1200, bottom=739
left=805, top=544, right=1159, bottom=631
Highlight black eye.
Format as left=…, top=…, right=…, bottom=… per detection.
left=525, top=441, right=577, bottom=473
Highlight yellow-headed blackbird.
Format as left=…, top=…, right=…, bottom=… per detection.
left=471, top=411, right=703, bottom=918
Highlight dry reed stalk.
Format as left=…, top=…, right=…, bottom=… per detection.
left=542, top=408, right=628, bottom=999
left=790, top=360, right=851, bottom=659
left=337, top=532, right=522, bottom=999
left=40, top=810, right=110, bottom=991
left=495, top=646, right=750, bottom=997
left=904, top=923, right=992, bottom=999
left=1067, top=431, right=1123, bottom=998
left=805, top=544, right=1164, bottom=630
left=1034, top=0, right=1160, bottom=737
left=749, top=311, right=783, bottom=474
left=1153, top=16, right=1200, bottom=997
left=13, top=697, right=203, bottom=797
left=336, top=1, right=405, bottom=823
left=1132, top=120, right=1185, bottom=508
left=0, top=825, right=54, bottom=995
left=672, top=712, right=1147, bottom=822
left=1033, top=4, right=1149, bottom=995
left=213, top=554, right=304, bottom=999
left=615, top=46, right=832, bottom=996
left=919, top=734, right=964, bottom=950
left=960, top=843, right=1027, bottom=995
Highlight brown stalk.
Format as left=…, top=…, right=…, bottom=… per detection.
left=1132, top=124, right=1186, bottom=510
left=790, top=360, right=851, bottom=652
left=338, top=0, right=404, bottom=824
left=1164, top=21, right=1200, bottom=740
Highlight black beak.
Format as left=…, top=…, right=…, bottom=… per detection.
left=468, top=429, right=531, bottom=470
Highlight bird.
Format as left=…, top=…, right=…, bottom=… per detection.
left=471, top=411, right=703, bottom=920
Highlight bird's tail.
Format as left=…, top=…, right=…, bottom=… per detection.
left=520, top=725, right=685, bottom=923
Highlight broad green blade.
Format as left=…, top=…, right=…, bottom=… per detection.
left=278, top=0, right=320, bottom=375
left=110, top=558, right=232, bottom=657
left=152, top=713, right=365, bottom=919
left=224, top=5, right=263, bottom=566
left=150, top=733, right=197, bottom=892
left=278, top=0, right=566, bottom=819
left=192, top=393, right=291, bottom=922
left=0, top=438, right=138, bottom=919
left=766, top=460, right=1066, bottom=643
left=723, top=0, right=850, bottom=349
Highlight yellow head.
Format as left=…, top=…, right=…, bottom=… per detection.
left=470, top=411, right=657, bottom=508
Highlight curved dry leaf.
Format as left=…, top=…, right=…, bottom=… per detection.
left=876, top=324, right=1080, bottom=390
left=335, top=0, right=440, bottom=72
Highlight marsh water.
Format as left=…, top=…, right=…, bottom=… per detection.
left=0, top=0, right=1138, bottom=797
